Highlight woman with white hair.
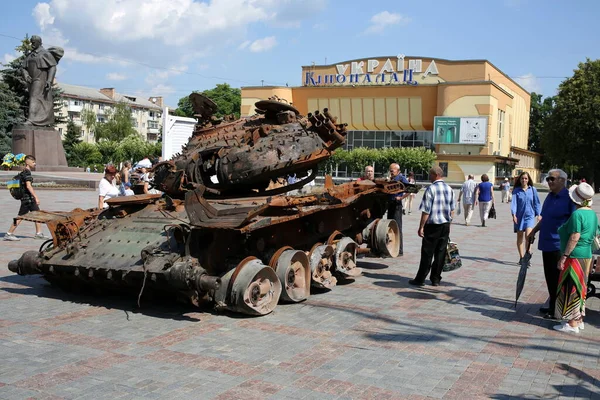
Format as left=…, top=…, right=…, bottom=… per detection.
left=553, top=182, right=598, bottom=333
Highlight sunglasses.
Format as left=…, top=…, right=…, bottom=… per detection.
left=546, top=176, right=557, bottom=182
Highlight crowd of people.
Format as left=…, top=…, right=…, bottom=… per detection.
left=98, top=156, right=162, bottom=209
left=360, top=165, right=596, bottom=335
left=4, top=155, right=597, bottom=335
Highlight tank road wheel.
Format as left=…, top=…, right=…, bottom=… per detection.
left=374, top=219, right=400, bottom=258
left=333, top=237, right=361, bottom=278
left=215, top=257, right=282, bottom=316
left=271, top=249, right=311, bottom=302
left=308, top=243, right=337, bottom=289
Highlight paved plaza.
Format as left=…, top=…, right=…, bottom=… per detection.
left=0, top=187, right=599, bottom=399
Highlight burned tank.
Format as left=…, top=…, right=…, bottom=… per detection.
left=8, top=94, right=417, bottom=316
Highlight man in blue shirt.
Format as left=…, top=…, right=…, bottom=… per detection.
left=388, top=163, right=410, bottom=255
left=528, top=169, right=574, bottom=318
left=410, top=166, right=455, bottom=287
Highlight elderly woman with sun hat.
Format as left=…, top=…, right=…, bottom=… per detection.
left=553, top=182, right=598, bottom=334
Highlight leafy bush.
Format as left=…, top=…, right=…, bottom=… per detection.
left=321, top=147, right=437, bottom=177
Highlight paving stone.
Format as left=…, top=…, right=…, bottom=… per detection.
left=0, top=187, right=599, bottom=399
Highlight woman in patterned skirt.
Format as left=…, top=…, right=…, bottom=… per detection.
left=554, top=182, right=598, bottom=333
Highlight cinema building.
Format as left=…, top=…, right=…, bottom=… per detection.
left=241, top=55, right=540, bottom=183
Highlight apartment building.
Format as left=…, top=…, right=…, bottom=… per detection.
left=56, top=83, right=164, bottom=143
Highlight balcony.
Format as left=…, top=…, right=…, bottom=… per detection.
left=68, top=103, right=83, bottom=112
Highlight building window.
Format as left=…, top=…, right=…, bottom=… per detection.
left=73, top=100, right=82, bottom=106
left=99, top=104, right=105, bottom=110
left=344, top=130, right=434, bottom=151
left=148, top=120, right=159, bottom=129
left=497, top=109, right=505, bottom=154
left=149, top=111, right=155, bottom=118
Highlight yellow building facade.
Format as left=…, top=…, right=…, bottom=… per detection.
left=241, top=56, right=540, bottom=183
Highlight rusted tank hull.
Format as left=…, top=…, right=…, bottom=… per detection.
left=9, top=181, right=402, bottom=316
left=7, top=95, right=416, bottom=316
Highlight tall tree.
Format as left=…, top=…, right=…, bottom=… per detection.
left=528, top=92, right=555, bottom=153
left=80, top=107, right=97, bottom=140
left=175, top=84, right=241, bottom=119
left=94, top=102, right=137, bottom=141
left=63, top=120, right=82, bottom=165
left=0, top=81, right=25, bottom=155
left=542, top=58, right=600, bottom=186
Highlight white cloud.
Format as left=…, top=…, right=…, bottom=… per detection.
left=33, top=2, right=55, bottom=30
left=515, top=73, right=542, bottom=93
left=249, top=36, right=277, bottom=52
left=29, top=0, right=319, bottom=68
left=149, top=84, right=176, bottom=96
left=145, top=65, right=188, bottom=85
left=364, top=11, right=410, bottom=34
left=106, top=72, right=127, bottom=81
left=238, top=40, right=251, bottom=50
left=2, top=53, right=17, bottom=64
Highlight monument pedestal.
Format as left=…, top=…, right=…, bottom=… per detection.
left=11, top=125, right=82, bottom=172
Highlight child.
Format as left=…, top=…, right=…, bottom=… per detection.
left=4, top=155, right=48, bottom=241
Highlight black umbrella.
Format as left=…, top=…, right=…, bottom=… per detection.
left=515, top=240, right=533, bottom=308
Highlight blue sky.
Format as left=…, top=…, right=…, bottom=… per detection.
left=1, top=0, right=598, bottom=108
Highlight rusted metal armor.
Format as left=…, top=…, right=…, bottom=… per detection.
left=8, top=94, right=418, bottom=316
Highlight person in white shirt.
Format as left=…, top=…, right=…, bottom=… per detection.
left=98, top=165, right=120, bottom=209
left=135, top=157, right=153, bottom=169
left=457, top=174, right=477, bottom=226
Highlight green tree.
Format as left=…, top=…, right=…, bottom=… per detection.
left=94, top=102, right=137, bottom=141
left=63, top=120, right=82, bottom=164
left=202, top=83, right=241, bottom=118
left=175, top=84, right=241, bottom=119
left=96, top=140, right=120, bottom=164
left=80, top=107, right=97, bottom=139
left=0, top=81, right=25, bottom=155
left=70, top=142, right=101, bottom=166
left=175, top=91, right=198, bottom=118
left=528, top=92, right=555, bottom=169
left=117, top=135, right=152, bottom=165
left=542, top=58, right=600, bottom=185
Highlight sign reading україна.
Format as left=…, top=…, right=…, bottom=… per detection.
left=303, top=56, right=439, bottom=87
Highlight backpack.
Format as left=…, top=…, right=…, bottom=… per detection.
left=7, top=172, right=24, bottom=200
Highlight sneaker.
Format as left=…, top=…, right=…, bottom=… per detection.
left=408, top=279, right=424, bottom=287
left=553, top=322, right=579, bottom=334
left=482, top=221, right=486, bottom=227
left=3, top=233, right=20, bottom=241
left=34, top=233, right=49, bottom=240
left=431, top=281, right=440, bottom=287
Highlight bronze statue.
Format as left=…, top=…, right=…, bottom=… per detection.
left=22, top=35, right=63, bottom=126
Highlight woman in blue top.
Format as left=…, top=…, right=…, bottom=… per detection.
left=475, top=174, right=495, bottom=227
left=511, top=171, right=542, bottom=263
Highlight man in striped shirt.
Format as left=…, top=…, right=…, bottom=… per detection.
left=409, top=166, right=455, bottom=287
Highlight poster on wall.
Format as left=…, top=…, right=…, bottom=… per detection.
left=433, top=116, right=488, bottom=145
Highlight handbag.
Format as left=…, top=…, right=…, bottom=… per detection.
left=593, top=236, right=600, bottom=253
left=489, top=204, right=497, bottom=219
left=443, top=240, right=462, bottom=272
